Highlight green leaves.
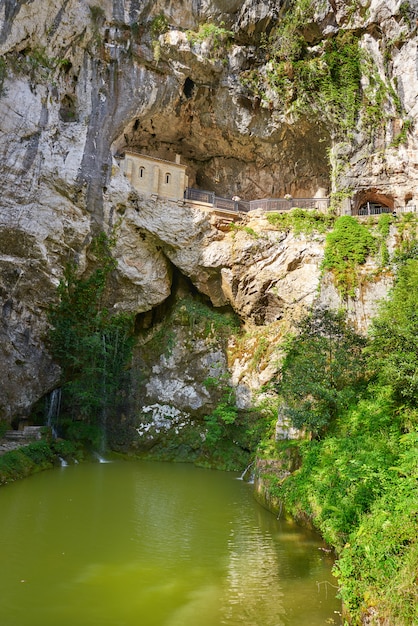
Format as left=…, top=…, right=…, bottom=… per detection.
left=251, top=6, right=362, bottom=134
left=48, top=234, right=135, bottom=434
left=322, top=216, right=376, bottom=297
left=261, top=256, right=418, bottom=624
left=367, top=259, right=418, bottom=405
left=278, top=308, right=368, bottom=436
left=266, top=207, right=335, bottom=235
left=321, top=31, right=362, bottom=130
left=186, top=22, right=233, bottom=52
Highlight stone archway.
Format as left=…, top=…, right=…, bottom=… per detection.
left=352, top=189, right=394, bottom=216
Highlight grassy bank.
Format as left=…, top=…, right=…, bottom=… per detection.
left=0, top=439, right=83, bottom=486
left=259, top=394, right=417, bottom=624
left=257, top=259, right=418, bottom=625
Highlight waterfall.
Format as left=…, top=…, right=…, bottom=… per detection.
left=237, top=461, right=255, bottom=483
left=93, top=452, right=111, bottom=464
left=46, top=388, right=61, bottom=438
left=97, top=332, right=108, bottom=456
left=59, top=457, right=68, bottom=467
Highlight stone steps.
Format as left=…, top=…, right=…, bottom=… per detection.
left=4, top=426, right=42, bottom=442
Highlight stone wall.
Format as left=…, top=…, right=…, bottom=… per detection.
left=118, top=152, right=188, bottom=201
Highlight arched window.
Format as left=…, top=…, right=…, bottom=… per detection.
left=165, top=172, right=171, bottom=184
left=139, top=166, right=145, bottom=179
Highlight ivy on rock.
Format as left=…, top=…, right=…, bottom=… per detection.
left=47, top=233, right=135, bottom=446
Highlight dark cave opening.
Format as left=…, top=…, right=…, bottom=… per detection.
left=182, top=77, right=195, bottom=99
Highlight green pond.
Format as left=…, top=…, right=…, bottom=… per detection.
left=0, top=461, right=341, bottom=625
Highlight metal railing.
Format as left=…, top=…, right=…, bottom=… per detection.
left=214, top=197, right=250, bottom=212
left=249, top=198, right=330, bottom=212
left=184, top=188, right=215, bottom=204
left=355, top=204, right=416, bottom=216
left=357, top=204, right=392, bottom=216
left=185, top=188, right=329, bottom=214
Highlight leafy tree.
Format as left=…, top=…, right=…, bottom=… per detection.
left=367, top=259, right=418, bottom=405
left=278, top=308, right=368, bottom=436
left=48, top=234, right=135, bottom=442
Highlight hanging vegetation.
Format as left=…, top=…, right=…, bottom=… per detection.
left=47, top=233, right=135, bottom=447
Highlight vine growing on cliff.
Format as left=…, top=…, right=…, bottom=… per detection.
left=48, top=233, right=135, bottom=446
left=0, top=58, right=6, bottom=98
left=241, top=0, right=363, bottom=136
left=322, top=216, right=376, bottom=298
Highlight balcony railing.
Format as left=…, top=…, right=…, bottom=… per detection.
left=249, top=198, right=330, bottom=212
left=184, top=188, right=215, bottom=204
left=185, top=188, right=329, bottom=214
left=355, top=204, right=416, bottom=216
left=356, top=204, right=392, bottom=216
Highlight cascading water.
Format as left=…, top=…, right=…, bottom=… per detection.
left=238, top=461, right=255, bottom=482
left=93, top=452, right=111, bottom=463
left=46, top=388, right=62, bottom=438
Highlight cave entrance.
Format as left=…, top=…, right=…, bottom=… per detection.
left=111, top=86, right=332, bottom=203
left=352, top=189, right=394, bottom=216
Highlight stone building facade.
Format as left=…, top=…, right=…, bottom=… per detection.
left=118, top=151, right=188, bottom=202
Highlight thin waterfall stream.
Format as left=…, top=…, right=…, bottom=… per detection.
left=45, top=388, right=61, bottom=438
left=0, top=461, right=341, bottom=626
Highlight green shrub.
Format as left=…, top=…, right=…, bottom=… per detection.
left=187, top=22, right=233, bottom=50
left=334, top=428, right=418, bottom=624
left=367, top=259, right=418, bottom=405
left=0, top=442, right=56, bottom=484
left=150, top=14, right=169, bottom=38
left=277, top=308, right=368, bottom=437
left=258, top=264, right=418, bottom=624
left=22, top=441, right=55, bottom=465
left=47, top=233, right=135, bottom=440
left=322, top=216, right=376, bottom=297
left=267, top=208, right=335, bottom=235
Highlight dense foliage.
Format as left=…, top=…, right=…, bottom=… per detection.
left=278, top=309, right=368, bottom=436
left=48, top=234, right=135, bottom=447
left=0, top=441, right=54, bottom=484
left=322, top=216, right=376, bottom=297
left=367, top=259, right=418, bottom=405
left=266, top=207, right=335, bottom=235
left=241, top=0, right=363, bottom=135
left=263, top=260, right=418, bottom=625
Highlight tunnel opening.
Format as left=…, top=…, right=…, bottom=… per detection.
left=352, top=189, right=394, bottom=216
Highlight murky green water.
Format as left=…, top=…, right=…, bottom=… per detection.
left=0, top=461, right=341, bottom=625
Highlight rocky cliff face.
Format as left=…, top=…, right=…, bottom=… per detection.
left=0, top=0, right=416, bottom=423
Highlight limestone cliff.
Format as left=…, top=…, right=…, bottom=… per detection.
left=0, top=0, right=417, bottom=423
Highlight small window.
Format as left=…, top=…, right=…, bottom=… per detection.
left=165, top=172, right=171, bottom=184
left=139, top=166, right=145, bottom=178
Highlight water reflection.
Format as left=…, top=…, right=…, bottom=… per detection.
left=0, top=462, right=340, bottom=626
